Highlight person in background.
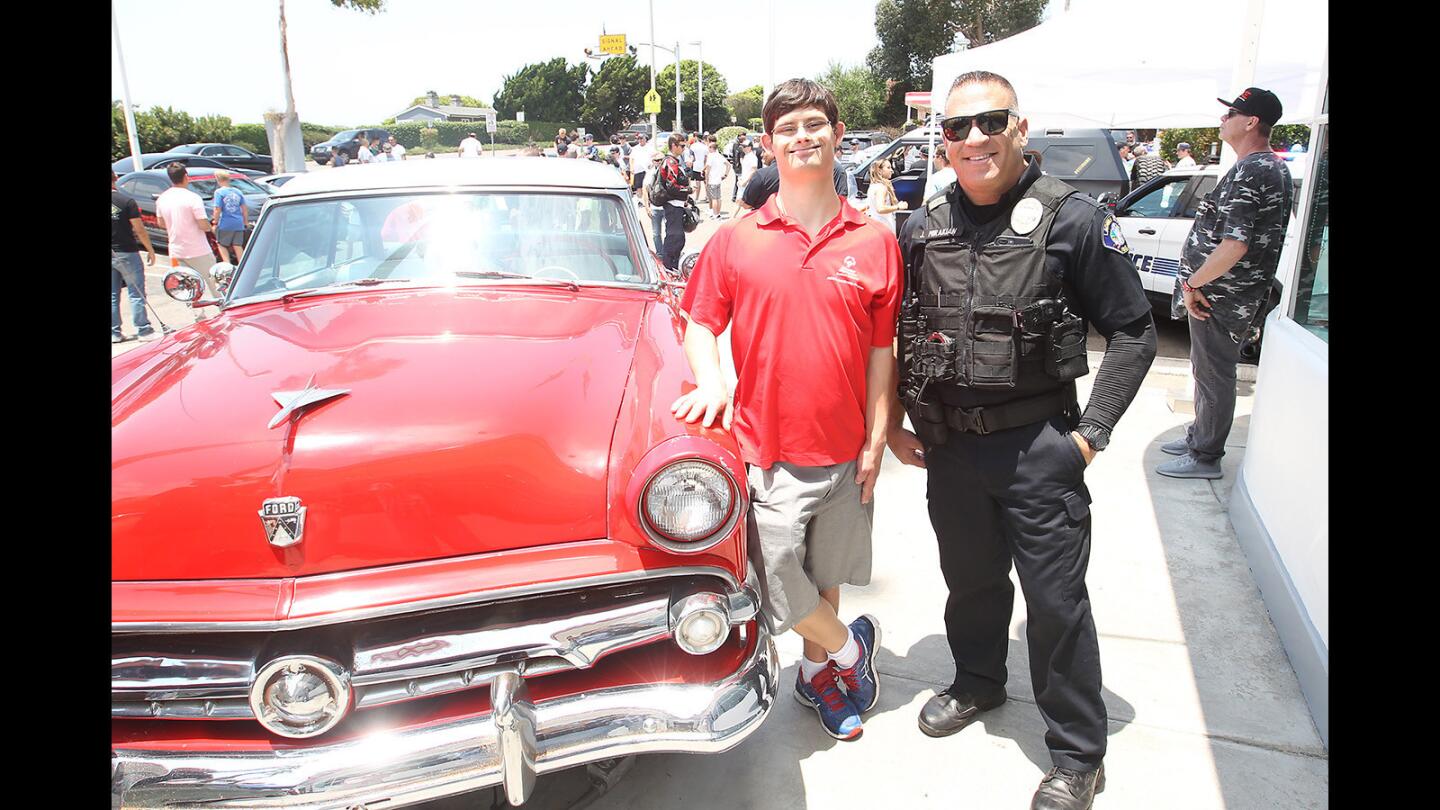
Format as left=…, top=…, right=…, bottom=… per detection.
left=388, top=135, right=407, bottom=161
left=356, top=137, right=375, bottom=164
left=1129, top=143, right=1169, bottom=186
left=458, top=131, right=483, bottom=158
left=112, top=170, right=157, bottom=343
left=154, top=163, right=218, bottom=321
left=1157, top=88, right=1293, bottom=481
left=653, top=133, right=691, bottom=268
left=924, top=149, right=956, bottom=201
left=703, top=135, right=731, bottom=220
left=332, top=146, right=349, bottom=168
left=209, top=169, right=248, bottom=264
left=736, top=140, right=759, bottom=203
left=689, top=134, right=710, bottom=202
left=628, top=133, right=653, bottom=206
left=1174, top=142, right=1196, bottom=168
left=866, top=158, right=906, bottom=230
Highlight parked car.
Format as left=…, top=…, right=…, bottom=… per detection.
left=165, top=142, right=274, bottom=173
left=111, top=158, right=778, bottom=808
left=112, top=167, right=271, bottom=259
left=840, top=130, right=893, bottom=153
left=254, top=171, right=303, bottom=192
left=310, top=127, right=391, bottom=165
left=1113, top=158, right=1306, bottom=309
left=113, top=152, right=267, bottom=178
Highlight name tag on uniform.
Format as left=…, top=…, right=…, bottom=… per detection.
left=925, top=227, right=957, bottom=240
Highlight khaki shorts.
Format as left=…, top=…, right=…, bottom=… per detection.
left=745, top=460, right=874, bottom=635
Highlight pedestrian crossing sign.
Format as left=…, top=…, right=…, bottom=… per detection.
left=644, top=89, right=662, bottom=114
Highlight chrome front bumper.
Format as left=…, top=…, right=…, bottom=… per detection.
left=112, top=623, right=778, bottom=809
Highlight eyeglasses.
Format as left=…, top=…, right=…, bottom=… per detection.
left=940, top=109, right=1019, bottom=141
left=1221, top=108, right=1251, bottom=121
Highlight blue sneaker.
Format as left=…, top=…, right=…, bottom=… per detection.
left=794, top=665, right=862, bottom=740
left=835, top=614, right=881, bottom=713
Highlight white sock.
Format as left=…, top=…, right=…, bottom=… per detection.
left=799, top=656, right=829, bottom=681
left=829, top=628, right=860, bottom=669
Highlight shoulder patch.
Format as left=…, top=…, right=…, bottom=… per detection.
left=1100, top=214, right=1131, bottom=255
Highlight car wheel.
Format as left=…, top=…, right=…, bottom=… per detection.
left=314, top=158, right=329, bottom=166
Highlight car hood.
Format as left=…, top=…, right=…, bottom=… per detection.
left=112, top=286, right=653, bottom=581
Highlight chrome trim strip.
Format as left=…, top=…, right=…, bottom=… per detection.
left=113, top=565, right=741, bottom=634
left=113, top=624, right=778, bottom=809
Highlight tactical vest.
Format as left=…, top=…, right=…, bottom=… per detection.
left=900, top=174, right=1089, bottom=401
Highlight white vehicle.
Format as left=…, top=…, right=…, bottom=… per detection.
left=1114, top=157, right=1306, bottom=308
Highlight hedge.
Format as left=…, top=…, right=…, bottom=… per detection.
left=382, top=119, right=579, bottom=150
left=715, top=126, right=747, bottom=152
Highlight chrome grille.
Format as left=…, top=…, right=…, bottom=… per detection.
left=113, top=573, right=757, bottom=722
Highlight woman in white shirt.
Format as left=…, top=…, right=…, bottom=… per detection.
left=866, top=159, right=907, bottom=231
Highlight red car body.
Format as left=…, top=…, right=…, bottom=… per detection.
left=111, top=160, right=777, bottom=808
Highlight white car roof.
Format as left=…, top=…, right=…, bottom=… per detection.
left=272, top=157, right=628, bottom=198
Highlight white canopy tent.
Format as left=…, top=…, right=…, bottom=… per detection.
left=928, top=0, right=1327, bottom=130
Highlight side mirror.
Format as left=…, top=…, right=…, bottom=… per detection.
left=1096, top=192, right=1119, bottom=211
left=163, top=268, right=222, bottom=308
left=211, top=262, right=236, bottom=293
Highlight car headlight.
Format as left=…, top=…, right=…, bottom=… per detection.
left=641, top=460, right=737, bottom=552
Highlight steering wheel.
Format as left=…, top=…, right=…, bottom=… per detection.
left=532, top=265, right=580, bottom=281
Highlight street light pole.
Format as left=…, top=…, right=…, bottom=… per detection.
left=689, top=40, right=703, bottom=135
left=648, top=0, right=656, bottom=137
left=111, top=0, right=145, bottom=172
left=675, top=41, right=682, bottom=133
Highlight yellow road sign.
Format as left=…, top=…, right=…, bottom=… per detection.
left=644, top=89, right=662, bottom=114
left=600, top=34, right=627, bottom=55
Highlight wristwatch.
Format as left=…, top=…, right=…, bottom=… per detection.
left=1075, top=424, right=1111, bottom=452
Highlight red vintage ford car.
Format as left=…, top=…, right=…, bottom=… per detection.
left=111, top=158, right=778, bottom=808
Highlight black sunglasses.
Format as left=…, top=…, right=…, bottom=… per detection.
left=940, top=109, right=1019, bottom=141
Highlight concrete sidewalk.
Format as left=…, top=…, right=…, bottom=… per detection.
left=491, top=362, right=1328, bottom=810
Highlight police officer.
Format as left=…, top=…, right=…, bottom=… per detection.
left=888, top=71, right=1157, bottom=810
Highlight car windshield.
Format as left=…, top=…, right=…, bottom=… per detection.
left=330, top=130, right=362, bottom=143
left=228, top=192, right=649, bottom=302
left=189, top=177, right=269, bottom=197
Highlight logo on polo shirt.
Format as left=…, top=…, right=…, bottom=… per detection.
left=827, top=256, right=863, bottom=289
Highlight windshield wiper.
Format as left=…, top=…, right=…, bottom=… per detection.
left=453, top=271, right=579, bottom=291
left=281, top=278, right=414, bottom=302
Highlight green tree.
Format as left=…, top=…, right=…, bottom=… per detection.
left=408, top=93, right=489, bottom=108
left=726, top=85, right=765, bottom=127
left=493, top=57, right=589, bottom=123
left=1269, top=124, right=1311, bottom=150
left=816, top=62, right=886, bottom=128
left=194, top=114, right=233, bottom=144
left=655, top=60, right=729, bottom=132
left=273, top=0, right=385, bottom=170
left=581, top=55, right=651, bottom=136
left=867, top=0, right=1046, bottom=125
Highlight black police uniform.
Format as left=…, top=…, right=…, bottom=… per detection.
left=897, top=157, right=1156, bottom=771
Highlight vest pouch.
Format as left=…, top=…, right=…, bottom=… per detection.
left=1046, top=315, right=1089, bottom=381
left=967, top=305, right=1019, bottom=389
left=911, top=397, right=950, bottom=446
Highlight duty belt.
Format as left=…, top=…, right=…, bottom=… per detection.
left=943, top=386, right=1078, bottom=436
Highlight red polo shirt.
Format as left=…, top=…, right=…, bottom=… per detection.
left=681, top=195, right=903, bottom=468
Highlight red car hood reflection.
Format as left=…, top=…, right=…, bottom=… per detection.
left=112, top=286, right=653, bottom=581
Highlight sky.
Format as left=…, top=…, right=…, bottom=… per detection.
left=111, top=0, right=1074, bottom=127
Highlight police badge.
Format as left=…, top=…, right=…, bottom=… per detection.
left=1010, top=197, right=1043, bottom=235
left=260, top=497, right=306, bottom=548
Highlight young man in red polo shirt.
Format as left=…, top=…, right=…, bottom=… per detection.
left=672, top=79, right=903, bottom=741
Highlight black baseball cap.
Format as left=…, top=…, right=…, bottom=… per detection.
left=1217, top=87, right=1282, bottom=126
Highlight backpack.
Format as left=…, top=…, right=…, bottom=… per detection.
left=648, top=155, right=688, bottom=203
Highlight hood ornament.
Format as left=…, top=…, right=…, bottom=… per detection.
left=260, top=496, right=307, bottom=548
left=269, top=374, right=351, bottom=429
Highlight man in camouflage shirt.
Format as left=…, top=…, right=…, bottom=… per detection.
left=1157, top=87, right=1292, bottom=479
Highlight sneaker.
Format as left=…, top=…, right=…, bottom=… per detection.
left=112, top=333, right=131, bottom=344
left=834, top=614, right=881, bottom=713
left=1159, top=436, right=1189, bottom=455
left=137, top=330, right=160, bottom=342
left=1155, top=453, right=1223, bottom=479
left=794, top=665, right=863, bottom=740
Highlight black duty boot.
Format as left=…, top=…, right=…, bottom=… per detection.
left=1030, top=764, right=1105, bottom=810
left=916, top=687, right=1007, bottom=737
